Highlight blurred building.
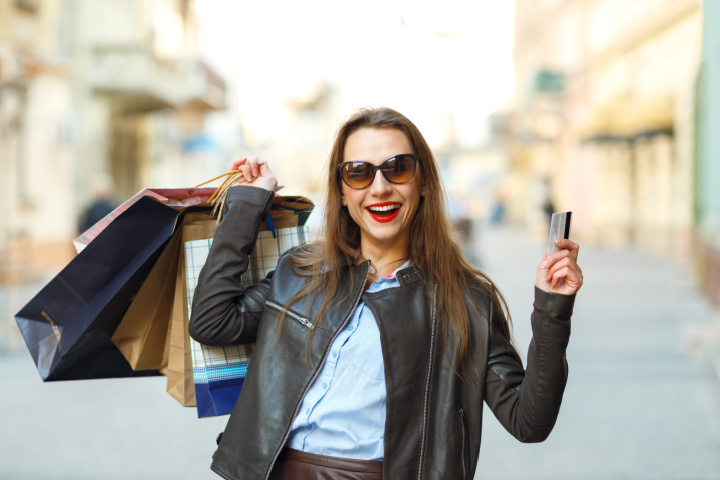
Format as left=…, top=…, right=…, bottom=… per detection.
left=696, top=2, right=720, bottom=331
left=510, top=0, right=700, bottom=259
left=0, top=0, right=226, bottom=285
left=269, top=79, right=342, bottom=196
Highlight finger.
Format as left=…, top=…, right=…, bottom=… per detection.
left=553, top=260, right=584, bottom=290
left=551, top=265, right=570, bottom=288
left=555, top=238, right=580, bottom=260
left=556, top=266, right=584, bottom=292
left=546, top=256, right=571, bottom=280
left=230, top=157, right=247, bottom=172
left=238, top=160, right=255, bottom=182
left=257, top=159, right=271, bottom=177
left=542, top=248, right=569, bottom=270
left=539, top=249, right=552, bottom=269
left=245, top=156, right=265, bottom=180
left=550, top=257, right=583, bottom=283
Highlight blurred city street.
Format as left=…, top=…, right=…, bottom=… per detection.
left=2, top=1, right=720, bottom=478
left=474, top=224, right=720, bottom=480
left=1, top=223, right=719, bottom=479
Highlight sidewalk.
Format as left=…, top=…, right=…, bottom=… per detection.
left=473, top=224, right=720, bottom=480
left=0, top=277, right=54, bottom=355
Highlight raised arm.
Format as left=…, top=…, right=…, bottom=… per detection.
left=484, top=239, right=581, bottom=442
left=188, top=158, right=278, bottom=346
left=484, top=287, right=574, bottom=442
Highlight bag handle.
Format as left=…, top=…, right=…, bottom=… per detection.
left=194, top=170, right=245, bottom=221
left=194, top=171, right=313, bottom=225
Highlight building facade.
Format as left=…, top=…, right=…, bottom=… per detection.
left=0, top=0, right=225, bottom=284
left=510, top=0, right=701, bottom=262
left=697, top=1, right=720, bottom=317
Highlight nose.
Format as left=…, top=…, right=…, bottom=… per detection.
left=368, top=168, right=392, bottom=195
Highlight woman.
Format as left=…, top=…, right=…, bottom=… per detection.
left=189, top=107, right=582, bottom=480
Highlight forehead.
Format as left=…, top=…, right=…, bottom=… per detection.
left=344, top=128, right=413, bottom=163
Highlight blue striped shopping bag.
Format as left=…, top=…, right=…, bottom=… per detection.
left=183, top=217, right=310, bottom=418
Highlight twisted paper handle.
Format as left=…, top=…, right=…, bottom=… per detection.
left=194, top=170, right=245, bottom=222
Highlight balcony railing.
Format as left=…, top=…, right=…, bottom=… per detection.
left=89, top=45, right=225, bottom=112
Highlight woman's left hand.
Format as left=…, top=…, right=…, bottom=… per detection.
left=535, top=239, right=583, bottom=295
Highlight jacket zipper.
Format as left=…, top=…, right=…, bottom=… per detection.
left=263, top=265, right=369, bottom=480
left=416, top=284, right=438, bottom=480
left=264, top=299, right=314, bottom=329
left=458, top=408, right=467, bottom=480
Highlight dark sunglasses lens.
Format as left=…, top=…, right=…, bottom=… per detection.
left=342, top=162, right=373, bottom=188
left=383, top=155, right=416, bottom=184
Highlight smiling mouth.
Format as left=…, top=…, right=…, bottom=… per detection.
left=366, top=203, right=401, bottom=222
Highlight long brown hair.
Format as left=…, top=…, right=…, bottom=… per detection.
left=284, top=106, right=520, bottom=378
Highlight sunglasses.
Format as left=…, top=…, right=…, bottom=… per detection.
left=337, top=154, right=418, bottom=190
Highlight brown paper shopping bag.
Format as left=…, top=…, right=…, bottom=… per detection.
left=164, top=213, right=217, bottom=407
left=111, top=231, right=182, bottom=371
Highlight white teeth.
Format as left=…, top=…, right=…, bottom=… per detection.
left=368, top=204, right=400, bottom=212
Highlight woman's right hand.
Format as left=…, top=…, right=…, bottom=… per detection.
left=230, top=156, right=278, bottom=193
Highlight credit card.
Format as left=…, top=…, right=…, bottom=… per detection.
left=548, top=211, right=572, bottom=255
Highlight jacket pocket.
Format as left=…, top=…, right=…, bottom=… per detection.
left=457, top=408, right=468, bottom=480
left=265, top=299, right=313, bottom=329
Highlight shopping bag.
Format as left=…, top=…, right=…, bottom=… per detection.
left=181, top=214, right=220, bottom=415
left=185, top=224, right=311, bottom=417
left=14, top=197, right=184, bottom=381
left=164, top=213, right=217, bottom=407
left=164, top=240, right=195, bottom=406
left=110, top=230, right=183, bottom=371
left=74, top=187, right=215, bottom=253
left=184, top=202, right=313, bottom=417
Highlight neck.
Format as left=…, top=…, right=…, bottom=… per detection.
left=356, top=240, right=411, bottom=279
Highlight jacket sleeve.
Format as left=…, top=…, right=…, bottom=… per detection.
left=483, top=286, right=574, bottom=443
left=188, top=185, right=274, bottom=347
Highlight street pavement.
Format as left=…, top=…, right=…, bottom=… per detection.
left=1, top=224, right=719, bottom=479
left=473, top=225, right=720, bottom=480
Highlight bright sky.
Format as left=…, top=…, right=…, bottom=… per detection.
left=195, top=0, right=515, bottom=148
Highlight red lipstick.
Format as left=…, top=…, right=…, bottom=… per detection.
left=366, top=202, right=401, bottom=223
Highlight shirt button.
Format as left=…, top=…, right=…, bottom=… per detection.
left=305, top=408, right=311, bottom=414
left=322, top=383, right=328, bottom=389
left=348, top=325, right=354, bottom=332
left=332, top=351, right=338, bottom=358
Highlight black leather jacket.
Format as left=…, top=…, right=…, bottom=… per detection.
left=189, top=186, right=575, bottom=480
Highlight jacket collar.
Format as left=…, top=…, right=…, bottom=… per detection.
left=396, top=265, right=422, bottom=286
left=319, top=256, right=422, bottom=286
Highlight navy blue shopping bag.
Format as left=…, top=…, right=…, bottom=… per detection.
left=15, top=196, right=186, bottom=381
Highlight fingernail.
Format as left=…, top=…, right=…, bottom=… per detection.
left=541, top=261, right=548, bottom=268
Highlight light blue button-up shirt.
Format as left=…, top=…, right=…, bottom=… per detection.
left=286, top=261, right=411, bottom=460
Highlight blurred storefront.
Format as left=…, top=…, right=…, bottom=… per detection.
left=0, top=0, right=225, bottom=284
left=0, top=0, right=225, bottom=351
left=511, top=0, right=720, bottom=366
left=510, top=0, right=700, bottom=259
left=696, top=0, right=720, bottom=338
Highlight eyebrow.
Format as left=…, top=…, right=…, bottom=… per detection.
left=346, top=153, right=415, bottom=163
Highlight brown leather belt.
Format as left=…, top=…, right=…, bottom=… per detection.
left=268, top=447, right=383, bottom=480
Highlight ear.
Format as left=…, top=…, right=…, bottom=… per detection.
left=421, top=182, right=427, bottom=197
left=341, top=192, right=348, bottom=206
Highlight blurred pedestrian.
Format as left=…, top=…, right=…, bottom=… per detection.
left=490, top=187, right=506, bottom=224
left=542, top=178, right=555, bottom=224
left=78, top=174, right=116, bottom=233
left=190, top=107, right=583, bottom=479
